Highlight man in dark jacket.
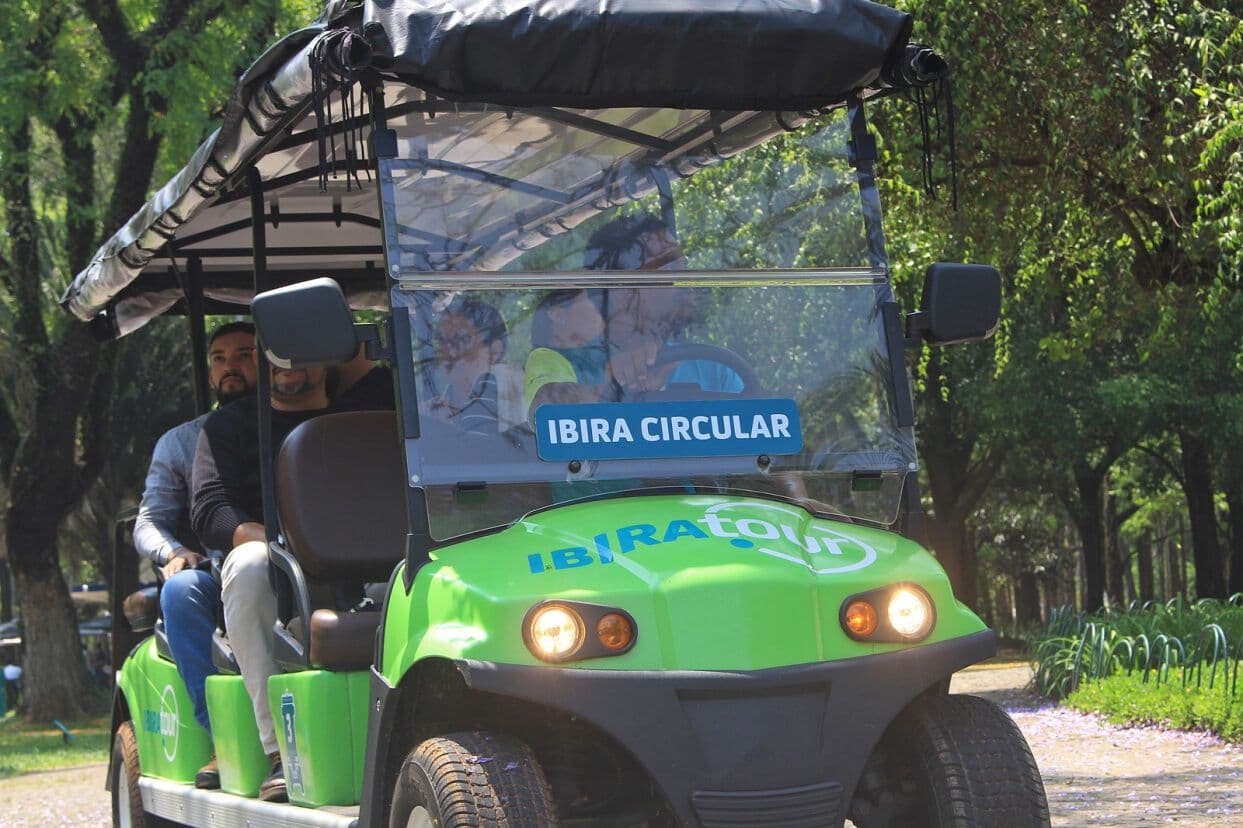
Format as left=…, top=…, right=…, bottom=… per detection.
left=190, top=362, right=332, bottom=802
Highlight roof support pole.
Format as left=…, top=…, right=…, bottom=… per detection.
left=186, top=256, right=211, bottom=415
left=247, top=167, right=280, bottom=546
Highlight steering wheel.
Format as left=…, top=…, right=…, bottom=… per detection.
left=650, top=343, right=761, bottom=394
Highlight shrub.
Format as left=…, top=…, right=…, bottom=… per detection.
left=1067, top=671, right=1243, bottom=744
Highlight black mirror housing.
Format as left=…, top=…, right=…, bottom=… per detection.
left=911, top=263, right=1001, bottom=346
left=251, top=278, right=358, bottom=367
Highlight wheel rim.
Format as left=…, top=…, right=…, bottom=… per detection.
left=115, top=765, right=133, bottom=828
left=405, top=805, right=433, bottom=828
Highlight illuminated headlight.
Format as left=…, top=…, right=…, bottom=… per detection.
left=527, top=604, right=584, bottom=661
left=523, top=601, right=638, bottom=662
left=888, top=588, right=933, bottom=638
left=840, top=584, right=936, bottom=643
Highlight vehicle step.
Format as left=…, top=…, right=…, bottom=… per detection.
left=138, top=777, right=359, bottom=828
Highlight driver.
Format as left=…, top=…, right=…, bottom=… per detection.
left=524, top=213, right=742, bottom=417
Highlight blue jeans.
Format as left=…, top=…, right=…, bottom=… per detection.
left=159, top=569, right=220, bottom=733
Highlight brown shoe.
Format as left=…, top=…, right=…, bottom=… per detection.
left=194, top=756, right=220, bottom=790
left=258, top=751, right=287, bottom=802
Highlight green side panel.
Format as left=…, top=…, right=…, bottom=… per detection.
left=116, top=637, right=212, bottom=782
left=205, top=674, right=269, bottom=796
left=267, top=670, right=369, bottom=807
left=383, top=495, right=988, bottom=683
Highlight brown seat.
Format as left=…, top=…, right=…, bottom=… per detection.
left=273, top=411, right=407, bottom=670
left=288, top=609, right=382, bottom=671
left=123, top=586, right=160, bottom=632
left=276, top=411, right=407, bottom=582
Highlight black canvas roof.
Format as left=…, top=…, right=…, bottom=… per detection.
left=365, top=0, right=914, bottom=110
left=62, top=0, right=930, bottom=337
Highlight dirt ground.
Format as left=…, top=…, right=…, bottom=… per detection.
left=2, top=662, right=1240, bottom=827
left=949, top=661, right=1243, bottom=827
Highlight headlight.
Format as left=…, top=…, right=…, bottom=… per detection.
left=840, top=584, right=936, bottom=643
left=523, top=601, right=638, bottom=663
left=527, top=604, right=584, bottom=660
left=843, top=600, right=879, bottom=637
left=888, top=588, right=933, bottom=638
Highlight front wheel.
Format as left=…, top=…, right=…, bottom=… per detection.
left=111, top=720, right=161, bottom=828
left=387, top=731, right=558, bottom=828
left=849, top=694, right=1050, bottom=827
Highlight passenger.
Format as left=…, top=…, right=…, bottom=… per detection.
left=523, top=288, right=611, bottom=414
left=428, top=296, right=509, bottom=435
left=137, top=321, right=256, bottom=791
left=190, top=361, right=331, bottom=802
left=330, top=343, right=396, bottom=411
left=190, top=350, right=393, bottom=802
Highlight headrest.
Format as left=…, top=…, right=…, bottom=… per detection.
left=276, top=411, right=407, bottom=582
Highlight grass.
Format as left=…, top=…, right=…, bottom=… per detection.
left=0, top=710, right=111, bottom=779
left=1067, top=670, right=1243, bottom=743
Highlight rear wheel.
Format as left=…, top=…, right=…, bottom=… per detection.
left=387, top=730, right=559, bottom=828
left=111, top=721, right=154, bottom=828
left=849, top=694, right=1049, bottom=827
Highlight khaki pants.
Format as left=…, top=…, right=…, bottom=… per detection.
left=221, top=541, right=279, bottom=754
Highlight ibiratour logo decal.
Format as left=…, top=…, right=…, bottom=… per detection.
left=141, top=684, right=180, bottom=762
left=526, top=500, right=878, bottom=575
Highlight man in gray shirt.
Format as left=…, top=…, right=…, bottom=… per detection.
left=134, top=321, right=255, bottom=789
left=134, top=322, right=257, bottom=572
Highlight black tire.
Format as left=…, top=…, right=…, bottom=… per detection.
left=111, top=721, right=152, bottom=828
left=387, top=730, right=559, bottom=828
left=849, top=694, right=1049, bottom=828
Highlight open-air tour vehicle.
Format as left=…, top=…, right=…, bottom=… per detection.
left=66, top=1, right=1050, bottom=826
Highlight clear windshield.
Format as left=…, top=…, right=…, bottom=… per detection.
left=378, top=104, right=879, bottom=272
left=394, top=276, right=914, bottom=540
left=378, top=104, right=911, bottom=541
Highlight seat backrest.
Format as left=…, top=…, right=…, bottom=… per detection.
left=276, top=411, right=407, bottom=582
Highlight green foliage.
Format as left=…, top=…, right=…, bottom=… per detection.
left=1067, top=671, right=1243, bottom=744
left=1031, top=598, right=1243, bottom=700
left=0, top=712, right=110, bottom=778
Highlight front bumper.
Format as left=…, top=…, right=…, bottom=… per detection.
left=459, top=629, right=996, bottom=827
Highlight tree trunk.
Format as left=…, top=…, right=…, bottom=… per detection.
left=1104, top=485, right=1124, bottom=607
left=926, top=511, right=979, bottom=609
left=12, top=555, right=89, bottom=718
left=1015, top=570, right=1041, bottom=626
left=1070, top=464, right=1107, bottom=612
left=1225, top=478, right=1243, bottom=597
left=1136, top=531, right=1154, bottom=603
left=1178, top=430, right=1226, bottom=598
left=0, top=557, right=12, bottom=622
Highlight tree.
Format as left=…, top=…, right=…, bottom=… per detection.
left=0, top=0, right=312, bottom=719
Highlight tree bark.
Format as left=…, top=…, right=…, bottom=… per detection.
left=1136, top=531, right=1154, bottom=603
left=1227, top=487, right=1243, bottom=597
left=1065, top=463, right=1108, bottom=612
left=1104, top=485, right=1124, bottom=606
left=0, top=557, right=12, bottom=622
left=1223, top=452, right=1243, bottom=596
left=1178, top=430, right=1227, bottom=598
left=1015, top=570, right=1041, bottom=625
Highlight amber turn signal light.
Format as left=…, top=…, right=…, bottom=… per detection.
left=596, top=612, right=634, bottom=651
left=844, top=600, right=879, bottom=637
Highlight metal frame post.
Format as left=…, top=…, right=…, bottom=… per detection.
left=186, top=256, right=211, bottom=414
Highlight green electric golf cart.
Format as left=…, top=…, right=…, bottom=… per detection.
left=67, top=1, right=1049, bottom=826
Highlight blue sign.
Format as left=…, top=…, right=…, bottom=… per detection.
left=535, top=399, right=803, bottom=461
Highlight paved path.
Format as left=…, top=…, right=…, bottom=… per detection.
left=950, top=662, right=1243, bottom=827
left=3, top=664, right=1240, bottom=827
left=0, top=763, right=109, bottom=827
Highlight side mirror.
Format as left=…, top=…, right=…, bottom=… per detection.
left=251, top=278, right=358, bottom=367
left=907, top=263, right=1001, bottom=346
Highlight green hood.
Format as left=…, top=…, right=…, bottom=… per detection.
left=382, top=494, right=986, bottom=680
